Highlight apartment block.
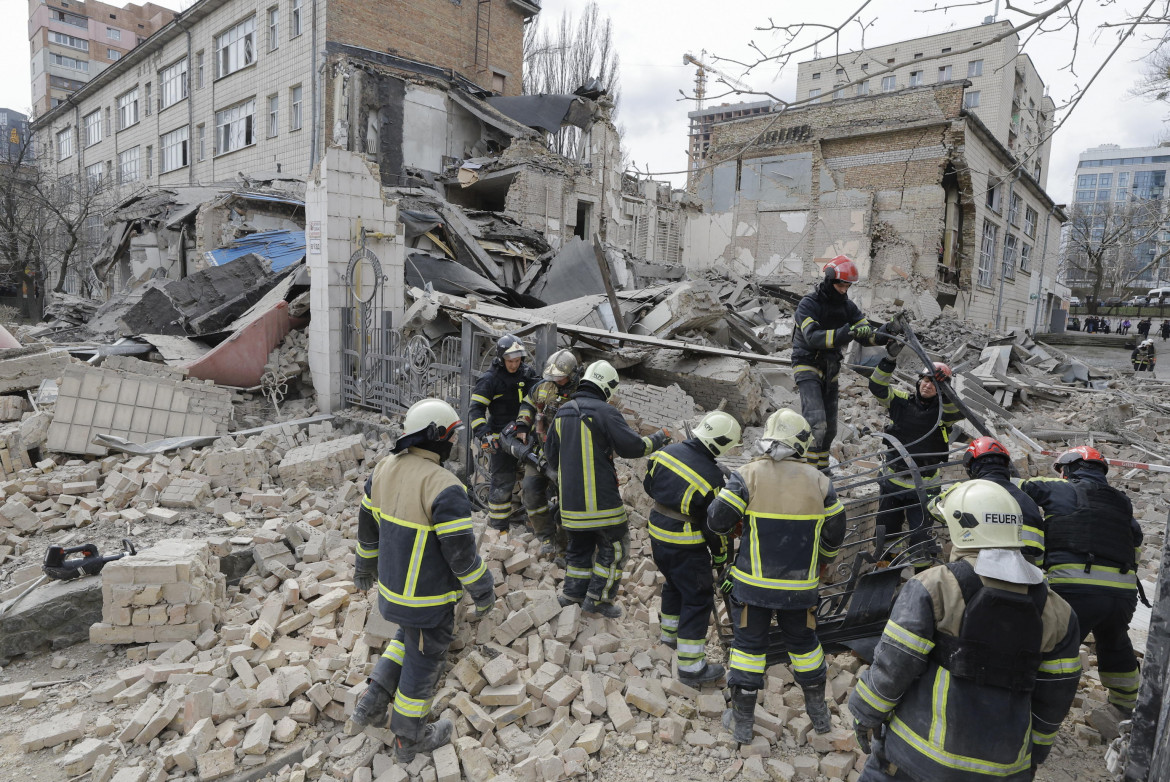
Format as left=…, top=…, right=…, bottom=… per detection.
left=29, top=0, right=175, bottom=116
left=795, top=19, right=1056, bottom=189
left=0, top=109, right=32, bottom=163
left=1062, top=143, right=1170, bottom=291
left=34, top=0, right=538, bottom=195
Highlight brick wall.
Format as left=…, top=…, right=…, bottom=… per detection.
left=327, top=0, right=529, bottom=96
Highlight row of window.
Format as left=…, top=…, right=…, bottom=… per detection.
left=812, top=58, right=983, bottom=82
left=808, top=76, right=982, bottom=108
left=1075, top=171, right=1166, bottom=203
left=977, top=219, right=1036, bottom=287
left=61, top=87, right=304, bottom=172
left=985, top=181, right=1042, bottom=237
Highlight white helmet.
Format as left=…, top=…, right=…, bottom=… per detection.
left=543, top=349, right=579, bottom=381
left=1141, top=339, right=1154, bottom=348
left=582, top=360, right=620, bottom=400
left=694, top=411, right=743, bottom=457
left=759, top=408, right=812, bottom=459
left=401, top=398, right=461, bottom=442
left=930, top=479, right=1023, bottom=550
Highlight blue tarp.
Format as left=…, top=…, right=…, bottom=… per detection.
left=204, top=230, right=306, bottom=273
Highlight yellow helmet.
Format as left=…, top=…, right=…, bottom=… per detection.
left=401, top=398, right=461, bottom=442
left=760, top=408, right=812, bottom=458
left=694, top=411, right=743, bottom=457
left=543, top=349, right=579, bottom=381
left=930, top=479, right=1023, bottom=550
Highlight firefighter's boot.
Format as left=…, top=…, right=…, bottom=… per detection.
left=395, top=719, right=453, bottom=764
left=721, top=686, right=756, bottom=744
left=802, top=683, right=833, bottom=734
left=351, top=681, right=393, bottom=728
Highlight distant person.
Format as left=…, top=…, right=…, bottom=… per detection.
left=1161, top=320, right=1170, bottom=341
left=1102, top=319, right=1112, bottom=334
left=1121, top=319, right=1131, bottom=335
left=1138, top=318, right=1152, bottom=338
left=1132, top=340, right=1157, bottom=373
left=1085, top=317, right=1097, bottom=334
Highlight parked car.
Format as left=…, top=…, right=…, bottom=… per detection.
left=1068, top=296, right=1083, bottom=307
left=1104, top=296, right=1123, bottom=307
left=1128, top=296, right=1150, bottom=307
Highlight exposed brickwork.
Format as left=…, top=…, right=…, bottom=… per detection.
left=327, top=0, right=530, bottom=96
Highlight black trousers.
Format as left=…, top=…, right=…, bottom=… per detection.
left=796, top=366, right=840, bottom=469
left=651, top=539, right=715, bottom=672
left=521, top=462, right=564, bottom=548
left=1057, top=587, right=1140, bottom=710
left=378, top=608, right=454, bottom=743
left=727, top=601, right=826, bottom=689
left=876, top=477, right=937, bottom=556
left=487, top=450, right=521, bottom=529
left=563, top=523, right=628, bottom=604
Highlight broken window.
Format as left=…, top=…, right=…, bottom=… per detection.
left=575, top=201, right=593, bottom=240
left=161, top=126, right=188, bottom=172
left=215, top=98, right=255, bottom=154
left=267, top=6, right=279, bottom=51
left=118, top=146, right=140, bottom=184
left=909, top=70, right=923, bottom=87
left=86, top=161, right=104, bottom=187
left=1009, top=192, right=1021, bottom=226
left=1020, top=242, right=1032, bottom=273
left=978, top=220, right=997, bottom=287
left=1002, top=234, right=1017, bottom=279
left=56, top=126, right=73, bottom=160
left=1024, top=206, right=1038, bottom=237
left=215, top=16, right=256, bottom=79
left=290, top=0, right=303, bottom=37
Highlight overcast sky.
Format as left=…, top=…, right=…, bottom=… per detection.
left=3, top=0, right=1163, bottom=203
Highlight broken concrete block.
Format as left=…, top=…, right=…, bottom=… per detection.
left=197, top=748, right=236, bottom=780
left=277, top=435, right=365, bottom=489
left=0, top=680, right=32, bottom=706
left=308, top=587, right=349, bottom=617
left=542, top=676, right=582, bottom=708
left=575, top=722, right=605, bottom=754
left=3, top=576, right=103, bottom=659
left=433, top=744, right=461, bottom=782
left=481, top=654, right=518, bottom=686
left=242, top=712, right=274, bottom=755
left=625, top=679, right=668, bottom=717
left=605, top=688, right=636, bottom=732
left=58, top=738, right=113, bottom=775
left=20, top=712, right=87, bottom=751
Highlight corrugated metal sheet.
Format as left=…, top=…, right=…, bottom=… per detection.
left=204, top=230, right=306, bottom=273
left=233, top=192, right=306, bottom=208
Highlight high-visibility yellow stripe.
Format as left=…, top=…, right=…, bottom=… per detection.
left=457, top=560, right=487, bottom=586
left=377, top=581, right=462, bottom=607
left=1037, top=657, right=1081, bottom=676
left=731, top=566, right=818, bottom=591
left=654, top=452, right=714, bottom=494
left=1031, top=728, right=1058, bottom=746
left=929, top=666, right=950, bottom=746
left=581, top=420, right=596, bottom=513
left=404, top=530, right=425, bottom=597
left=883, top=620, right=935, bottom=657
left=789, top=645, right=825, bottom=673
left=716, top=487, right=746, bottom=514
left=393, top=691, right=431, bottom=718
left=1047, top=563, right=1137, bottom=589
left=889, top=717, right=1032, bottom=776
left=648, top=522, right=704, bottom=545
left=729, top=648, right=767, bottom=674
left=471, top=417, right=486, bottom=429
left=1101, top=668, right=1140, bottom=691
left=381, top=639, right=405, bottom=664
left=356, top=544, right=379, bottom=559
left=856, top=679, right=896, bottom=713
left=680, top=485, right=697, bottom=516
left=471, top=394, right=491, bottom=406
left=377, top=513, right=431, bottom=532
left=434, top=518, right=473, bottom=535
left=565, top=566, right=592, bottom=580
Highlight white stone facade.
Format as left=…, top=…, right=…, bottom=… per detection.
left=36, top=0, right=322, bottom=196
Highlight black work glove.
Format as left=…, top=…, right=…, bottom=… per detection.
left=833, top=325, right=853, bottom=346
left=470, top=590, right=495, bottom=622
left=855, top=719, right=878, bottom=754
left=884, top=318, right=904, bottom=336
left=886, top=339, right=904, bottom=358
left=354, top=558, right=377, bottom=592
left=716, top=568, right=735, bottom=595
left=648, top=429, right=670, bottom=452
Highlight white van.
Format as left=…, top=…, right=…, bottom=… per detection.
left=1147, top=287, right=1170, bottom=304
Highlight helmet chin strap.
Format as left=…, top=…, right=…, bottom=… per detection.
left=757, top=440, right=798, bottom=461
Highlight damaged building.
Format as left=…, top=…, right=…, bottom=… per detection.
left=687, top=80, right=1068, bottom=332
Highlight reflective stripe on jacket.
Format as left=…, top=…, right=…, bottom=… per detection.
left=545, top=385, right=655, bottom=530
left=643, top=439, right=728, bottom=559
left=357, top=447, right=493, bottom=628
left=791, top=283, right=873, bottom=367
left=870, top=356, right=964, bottom=481
left=469, top=360, right=541, bottom=436
left=848, top=554, right=1081, bottom=782
left=706, top=456, right=845, bottom=609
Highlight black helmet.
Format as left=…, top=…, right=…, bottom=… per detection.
left=496, top=334, right=527, bottom=362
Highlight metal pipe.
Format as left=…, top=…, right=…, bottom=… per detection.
left=1032, top=202, right=1057, bottom=333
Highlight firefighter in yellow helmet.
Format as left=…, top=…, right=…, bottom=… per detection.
left=350, top=399, right=495, bottom=763
left=849, top=480, right=1081, bottom=782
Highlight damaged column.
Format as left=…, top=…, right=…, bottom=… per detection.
left=306, top=148, right=405, bottom=412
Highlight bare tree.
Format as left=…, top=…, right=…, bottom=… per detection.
left=1061, top=197, right=1169, bottom=309
left=522, top=1, right=622, bottom=156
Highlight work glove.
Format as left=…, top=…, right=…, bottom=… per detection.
left=353, top=558, right=377, bottom=592
left=833, top=325, right=853, bottom=346
left=885, top=339, right=904, bottom=358
left=850, top=323, right=874, bottom=342
left=470, top=591, right=496, bottom=622
left=854, top=719, right=878, bottom=754
left=883, top=318, right=904, bottom=336
left=716, top=568, right=735, bottom=595
left=479, top=433, right=500, bottom=453
left=648, top=428, right=671, bottom=452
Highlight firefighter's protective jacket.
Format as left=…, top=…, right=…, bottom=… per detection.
left=967, top=459, right=1046, bottom=562
left=792, top=282, right=878, bottom=370
left=515, top=378, right=575, bottom=443
left=643, top=439, right=729, bottom=561
left=1019, top=472, right=1142, bottom=596
left=848, top=553, right=1081, bottom=782
left=356, top=447, right=494, bottom=628
left=706, top=455, right=845, bottom=609
left=869, top=356, right=964, bottom=484
left=469, top=359, right=541, bottom=437
left=545, top=384, right=657, bottom=530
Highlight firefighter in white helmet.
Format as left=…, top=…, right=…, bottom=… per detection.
left=707, top=408, right=847, bottom=742
left=350, top=398, right=495, bottom=763
left=849, top=480, right=1081, bottom=782
left=644, top=410, right=742, bottom=686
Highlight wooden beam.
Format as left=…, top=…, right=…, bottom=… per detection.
left=592, top=235, right=628, bottom=333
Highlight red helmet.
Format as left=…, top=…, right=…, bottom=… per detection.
left=1054, top=445, right=1108, bottom=475
left=963, top=436, right=1010, bottom=471
left=823, top=256, right=860, bottom=284
left=919, top=362, right=952, bottom=382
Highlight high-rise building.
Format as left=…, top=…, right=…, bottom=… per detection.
left=0, top=109, right=32, bottom=162
left=1062, top=143, right=1170, bottom=291
left=795, top=19, right=1056, bottom=189
left=28, top=0, right=177, bottom=116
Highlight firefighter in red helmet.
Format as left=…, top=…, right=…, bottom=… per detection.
left=792, top=256, right=896, bottom=471
left=1019, top=446, right=1144, bottom=716
left=961, top=436, right=1045, bottom=562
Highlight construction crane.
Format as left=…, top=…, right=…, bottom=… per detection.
left=683, top=51, right=751, bottom=112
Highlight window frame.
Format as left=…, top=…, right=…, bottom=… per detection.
left=978, top=220, right=998, bottom=287
left=290, top=0, right=303, bottom=38
left=267, top=94, right=279, bottom=138
left=161, top=126, right=189, bottom=173
left=215, top=98, right=256, bottom=156
left=1024, top=206, right=1038, bottom=238
left=290, top=85, right=303, bottom=131
left=214, top=16, right=257, bottom=80
left=909, top=70, right=923, bottom=87
left=1019, top=242, right=1032, bottom=273
left=1002, top=233, right=1018, bottom=280
left=937, top=64, right=952, bottom=82
left=118, top=146, right=140, bottom=184
left=56, top=126, right=73, bottom=161
left=117, top=87, right=140, bottom=131
left=881, top=75, right=896, bottom=92
left=84, top=109, right=102, bottom=147
left=49, top=32, right=89, bottom=52
left=160, top=58, right=189, bottom=110
left=963, top=90, right=980, bottom=109
left=85, top=160, right=104, bottom=188
left=968, top=59, right=983, bottom=77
